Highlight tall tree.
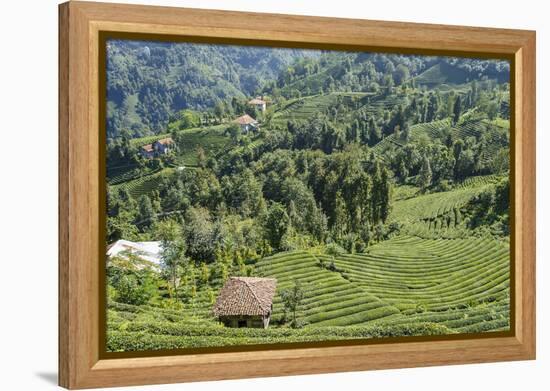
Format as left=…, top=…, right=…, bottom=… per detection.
left=379, top=167, right=391, bottom=222
left=393, top=64, right=410, bottom=85
left=453, top=96, right=462, bottom=124
left=281, top=280, right=305, bottom=328
left=264, top=202, right=290, bottom=250
left=426, top=94, right=438, bottom=122
left=333, top=191, right=348, bottom=239
left=156, top=219, right=187, bottom=300
left=369, top=117, right=381, bottom=145
left=417, top=156, right=433, bottom=192
left=398, top=160, right=409, bottom=184
left=136, top=195, right=156, bottom=228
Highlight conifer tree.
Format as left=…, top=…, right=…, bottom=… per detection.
left=417, top=156, right=433, bottom=192
left=453, top=96, right=462, bottom=124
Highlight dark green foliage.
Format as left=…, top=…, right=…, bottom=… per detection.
left=417, top=156, right=433, bottom=191
left=453, top=96, right=462, bottom=125
left=108, top=261, right=160, bottom=306
left=107, top=40, right=315, bottom=138
left=467, top=178, right=510, bottom=236
left=184, top=207, right=223, bottom=263
left=107, top=321, right=453, bottom=351
left=136, top=195, right=156, bottom=228
left=264, top=202, right=290, bottom=251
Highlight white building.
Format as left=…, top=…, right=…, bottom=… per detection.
left=107, top=239, right=163, bottom=271
left=247, top=97, right=267, bottom=112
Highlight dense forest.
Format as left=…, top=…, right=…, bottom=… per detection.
left=107, top=41, right=318, bottom=138
left=107, top=40, right=508, bottom=138
left=105, top=40, right=511, bottom=351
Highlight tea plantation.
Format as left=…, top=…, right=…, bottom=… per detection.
left=107, top=234, right=509, bottom=351
left=105, top=45, right=511, bottom=352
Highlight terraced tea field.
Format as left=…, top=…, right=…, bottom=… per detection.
left=259, top=236, right=509, bottom=331
left=272, top=92, right=368, bottom=124
left=371, top=118, right=452, bottom=154
left=110, top=168, right=174, bottom=198
left=107, top=235, right=510, bottom=351
left=390, top=186, right=484, bottom=224
left=356, top=93, right=409, bottom=117
left=371, top=115, right=508, bottom=169
left=413, top=62, right=470, bottom=87
left=256, top=251, right=400, bottom=326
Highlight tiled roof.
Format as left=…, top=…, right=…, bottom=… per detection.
left=232, top=114, right=257, bottom=125
left=213, top=277, right=277, bottom=317
left=155, top=137, right=174, bottom=145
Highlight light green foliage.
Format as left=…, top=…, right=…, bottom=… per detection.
left=280, top=280, right=305, bottom=327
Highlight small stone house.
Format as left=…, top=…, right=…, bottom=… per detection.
left=232, top=114, right=259, bottom=133
left=213, top=277, right=277, bottom=328
left=248, top=97, right=267, bottom=112
left=140, top=137, right=174, bottom=158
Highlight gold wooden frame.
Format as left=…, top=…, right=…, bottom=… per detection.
left=59, top=1, right=536, bottom=388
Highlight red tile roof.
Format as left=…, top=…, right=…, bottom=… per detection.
left=213, top=277, right=277, bottom=317
left=232, top=114, right=257, bottom=125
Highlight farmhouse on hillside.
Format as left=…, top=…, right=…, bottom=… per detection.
left=140, top=137, right=174, bottom=158
left=213, top=277, right=277, bottom=328
left=232, top=114, right=259, bottom=133
left=247, top=97, right=267, bottom=112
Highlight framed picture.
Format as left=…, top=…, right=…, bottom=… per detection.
left=59, top=1, right=536, bottom=389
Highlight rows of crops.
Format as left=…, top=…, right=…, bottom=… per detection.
left=256, top=251, right=400, bottom=326
left=109, top=168, right=174, bottom=198
left=317, top=235, right=510, bottom=331
left=371, top=118, right=452, bottom=154
left=369, top=113, right=508, bottom=170
left=255, top=235, right=509, bottom=332
left=390, top=186, right=485, bottom=223
left=272, top=94, right=342, bottom=123
left=357, top=93, right=409, bottom=117
left=413, top=63, right=470, bottom=87
left=107, top=234, right=510, bottom=351
left=414, top=64, right=450, bottom=86
left=107, top=298, right=451, bottom=351
left=390, top=175, right=504, bottom=238
left=129, top=124, right=227, bottom=148
left=108, top=166, right=162, bottom=185
left=272, top=92, right=369, bottom=124
left=455, top=174, right=503, bottom=189
left=454, top=117, right=490, bottom=139
left=452, top=117, right=509, bottom=165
